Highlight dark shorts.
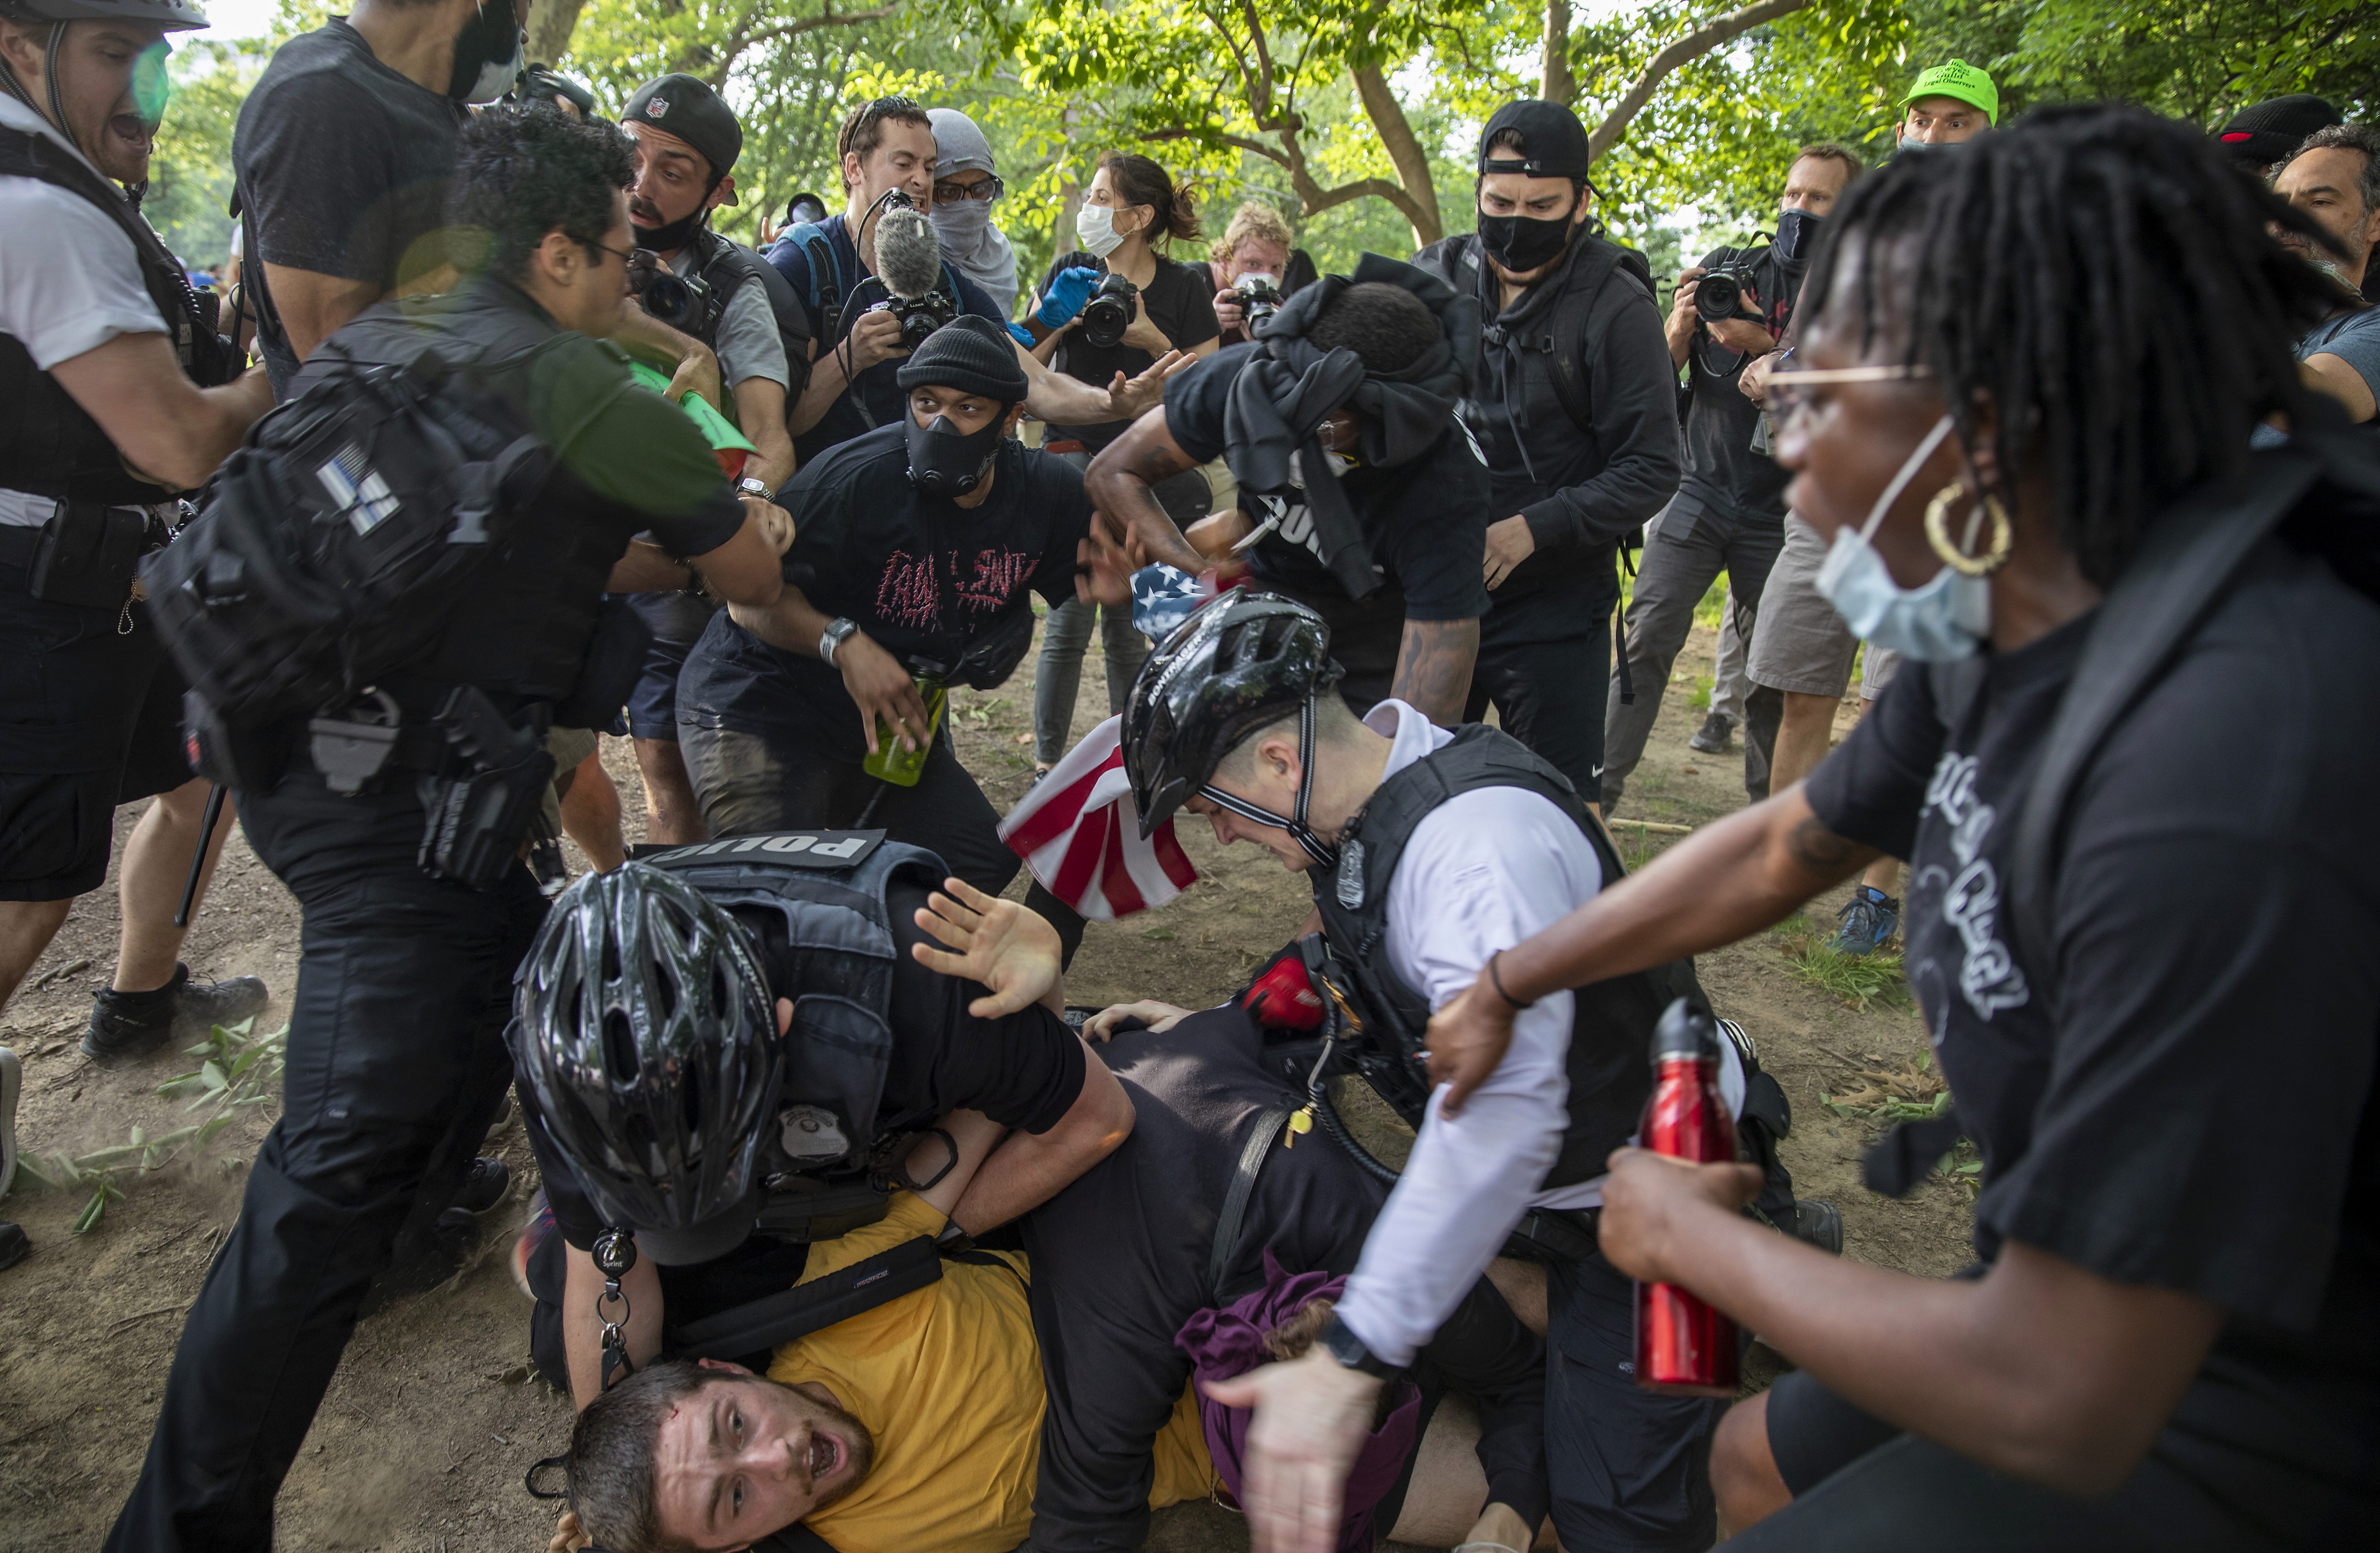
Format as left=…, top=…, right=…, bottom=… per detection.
left=622, top=592, right=721, bottom=741
left=0, top=563, right=193, bottom=901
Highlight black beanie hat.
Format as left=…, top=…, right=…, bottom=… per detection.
left=621, top=74, right=742, bottom=183
left=2216, top=94, right=2342, bottom=169
left=897, top=316, right=1030, bottom=402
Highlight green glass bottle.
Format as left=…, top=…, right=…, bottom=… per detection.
left=861, top=676, right=948, bottom=787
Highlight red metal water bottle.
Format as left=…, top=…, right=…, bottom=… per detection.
left=1632, top=999, right=1741, bottom=1396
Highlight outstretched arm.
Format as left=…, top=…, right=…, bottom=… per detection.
left=1390, top=617, right=1479, bottom=728
left=1082, top=407, right=1209, bottom=575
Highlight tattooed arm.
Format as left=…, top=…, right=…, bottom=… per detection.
left=1421, top=787, right=1880, bottom=1110
left=1082, top=407, right=1209, bottom=575
left=1391, top=617, right=1479, bottom=728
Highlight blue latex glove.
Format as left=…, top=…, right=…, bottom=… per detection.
left=1005, top=321, right=1035, bottom=349
left=1037, top=266, right=1100, bottom=328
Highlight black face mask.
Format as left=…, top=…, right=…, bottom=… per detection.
left=631, top=204, right=707, bottom=254
left=447, top=0, right=523, bottom=103
left=1774, top=207, right=1823, bottom=268
left=1477, top=209, right=1575, bottom=274
left=905, top=412, right=1007, bottom=498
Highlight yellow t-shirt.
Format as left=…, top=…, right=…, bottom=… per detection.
left=768, top=1192, right=1214, bottom=1553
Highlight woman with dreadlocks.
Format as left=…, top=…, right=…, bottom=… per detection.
left=1400, top=105, right=2380, bottom=1551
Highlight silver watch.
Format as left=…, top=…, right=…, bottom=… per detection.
left=820, top=617, right=860, bottom=665
left=735, top=475, right=772, bottom=500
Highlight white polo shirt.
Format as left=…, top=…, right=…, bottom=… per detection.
left=0, top=94, right=170, bottom=527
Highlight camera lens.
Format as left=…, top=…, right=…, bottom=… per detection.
left=1694, top=271, right=1743, bottom=324
left=1078, top=275, right=1137, bottom=351
left=641, top=271, right=700, bottom=331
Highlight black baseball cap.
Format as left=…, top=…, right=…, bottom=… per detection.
left=621, top=74, right=742, bottom=184
left=1478, top=100, right=1593, bottom=181
left=2216, top=95, right=2342, bottom=169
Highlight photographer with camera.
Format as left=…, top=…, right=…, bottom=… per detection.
left=1599, top=143, right=1861, bottom=816
left=0, top=0, right=274, bottom=1271
left=107, top=107, right=790, bottom=1549
left=1199, top=201, right=1318, bottom=348
left=1024, top=152, right=1220, bottom=777
left=678, top=317, right=1110, bottom=962
left=614, top=73, right=801, bottom=847
left=1412, top=99, right=1679, bottom=814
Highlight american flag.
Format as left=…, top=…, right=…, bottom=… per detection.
left=999, top=715, right=1197, bottom=921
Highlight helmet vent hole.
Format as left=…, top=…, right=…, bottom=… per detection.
left=654, top=968, right=677, bottom=1021
left=713, top=967, right=730, bottom=1017
left=602, top=1009, right=639, bottom=1083
left=681, top=1065, right=704, bottom=1145
left=601, top=931, right=621, bottom=982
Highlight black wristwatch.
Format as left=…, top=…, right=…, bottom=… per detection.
left=1319, top=1312, right=1402, bottom=1380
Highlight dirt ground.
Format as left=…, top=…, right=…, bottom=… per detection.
left=0, top=610, right=1973, bottom=1551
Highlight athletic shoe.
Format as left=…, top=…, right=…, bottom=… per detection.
left=1827, top=886, right=1901, bottom=957
left=1688, top=711, right=1735, bottom=753
left=1787, top=1198, right=1844, bottom=1255
left=528, top=835, right=570, bottom=900
left=512, top=1187, right=555, bottom=1300
left=360, top=1207, right=481, bottom=1315
left=455, top=1156, right=511, bottom=1215
left=0, top=1221, right=27, bottom=1273
left=0, top=1044, right=19, bottom=1199
left=82, top=964, right=271, bottom=1063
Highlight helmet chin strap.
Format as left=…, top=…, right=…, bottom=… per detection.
left=1197, top=694, right=1341, bottom=869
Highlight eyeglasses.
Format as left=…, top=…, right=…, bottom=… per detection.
left=1763, top=362, right=1933, bottom=429
left=585, top=240, right=647, bottom=273
left=933, top=175, right=1005, bottom=206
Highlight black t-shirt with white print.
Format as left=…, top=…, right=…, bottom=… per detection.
left=1803, top=534, right=2380, bottom=1542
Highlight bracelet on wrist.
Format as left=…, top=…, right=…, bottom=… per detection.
left=1487, top=950, right=1535, bottom=1011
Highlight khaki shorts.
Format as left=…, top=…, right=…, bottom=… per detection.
left=1747, top=514, right=1861, bottom=698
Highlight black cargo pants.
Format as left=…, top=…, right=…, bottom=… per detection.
left=107, top=761, right=544, bottom=1552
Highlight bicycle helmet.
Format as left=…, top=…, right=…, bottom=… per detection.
left=511, top=862, right=780, bottom=1264
left=1122, top=590, right=1346, bottom=866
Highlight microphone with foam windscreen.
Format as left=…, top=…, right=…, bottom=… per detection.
left=869, top=201, right=958, bottom=350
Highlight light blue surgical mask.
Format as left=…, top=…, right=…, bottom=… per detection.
left=1813, top=414, right=1991, bottom=661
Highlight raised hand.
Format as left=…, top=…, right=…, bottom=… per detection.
left=911, top=876, right=1065, bottom=1018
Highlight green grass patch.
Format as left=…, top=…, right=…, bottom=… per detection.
left=1687, top=672, right=1715, bottom=711
left=1772, top=915, right=1908, bottom=1010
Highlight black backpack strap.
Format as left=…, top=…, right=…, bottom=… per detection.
left=1208, top=1105, right=1292, bottom=1297
left=2003, top=446, right=2358, bottom=994
left=665, top=1234, right=941, bottom=1360
left=0, top=127, right=209, bottom=370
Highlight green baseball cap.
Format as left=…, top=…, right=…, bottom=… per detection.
left=1899, top=59, right=1998, bottom=124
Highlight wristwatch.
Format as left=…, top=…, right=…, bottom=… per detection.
left=735, top=475, right=772, bottom=500
left=1318, top=1312, right=1402, bottom=1380
left=819, top=617, right=860, bottom=665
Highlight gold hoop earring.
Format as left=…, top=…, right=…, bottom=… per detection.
left=1923, top=482, right=2014, bottom=577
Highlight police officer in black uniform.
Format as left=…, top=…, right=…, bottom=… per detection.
left=507, top=843, right=1134, bottom=1407
left=1411, top=100, right=1681, bottom=813
left=107, top=107, right=789, bottom=1549
left=0, top=0, right=274, bottom=1266
left=613, top=72, right=805, bottom=847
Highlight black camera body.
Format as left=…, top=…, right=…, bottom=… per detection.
left=868, top=289, right=956, bottom=351
left=636, top=263, right=712, bottom=334
left=1694, top=259, right=1763, bottom=324
left=1233, top=274, right=1283, bottom=334
left=1077, top=272, right=1140, bottom=350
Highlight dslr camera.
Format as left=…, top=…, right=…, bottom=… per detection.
left=1694, top=258, right=1763, bottom=324
left=1076, top=272, right=1140, bottom=350
left=1232, top=273, right=1284, bottom=333
left=866, top=289, right=957, bottom=351
left=627, top=250, right=711, bottom=334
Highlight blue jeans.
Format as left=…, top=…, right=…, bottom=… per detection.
left=1032, top=598, right=1148, bottom=767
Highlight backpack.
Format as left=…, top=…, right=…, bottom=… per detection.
left=686, top=228, right=814, bottom=399
left=770, top=218, right=967, bottom=344
left=139, top=341, right=551, bottom=728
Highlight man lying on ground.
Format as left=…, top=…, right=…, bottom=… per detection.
left=543, top=891, right=1551, bottom=1553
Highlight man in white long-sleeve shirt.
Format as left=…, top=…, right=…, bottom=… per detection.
left=1120, top=591, right=1768, bottom=1553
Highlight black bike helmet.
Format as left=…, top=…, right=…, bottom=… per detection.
left=1122, top=590, right=1346, bottom=866
left=512, top=862, right=780, bottom=1265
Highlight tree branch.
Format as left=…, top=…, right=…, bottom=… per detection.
left=1350, top=63, right=1442, bottom=247
left=1586, top=0, right=1811, bottom=164
left=1541, top=0, right=1574, bottom=106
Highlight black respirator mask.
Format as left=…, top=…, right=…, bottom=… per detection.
left=905, top=411, right=1008, bottom=497
left=1477, top=205, right=1577, bottom=274
left=632, top=200, right=711, bottom=255
left=448, top=0, right=525, bottom=104
left=1773, top=207, right=1824, bottom=268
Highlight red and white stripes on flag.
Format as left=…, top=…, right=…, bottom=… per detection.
left=999, top=715, right=1197, bottom=922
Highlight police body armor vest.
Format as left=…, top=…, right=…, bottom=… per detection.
left=639, top=829, right=946, bottom=1220
left=1310, top=724, right=1707, bottom=1189
left=0, top=126, right=237, bottom=503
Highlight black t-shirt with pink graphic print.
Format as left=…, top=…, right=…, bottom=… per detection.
left=677, top=420, right=1093, bottom=747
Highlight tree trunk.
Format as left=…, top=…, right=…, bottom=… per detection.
left=521, top=0, right=586, bottom=67
left=1586, top=0, right=1812, bottom=163
left=1541, top=0, right=1574, bottom=106
left=1350, top=64, right=1443, bottom=249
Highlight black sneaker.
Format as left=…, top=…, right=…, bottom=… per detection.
left=455, top=1156, right=511, bottom=1215
left=0, top=1221, right=27, bottom=1273
left=0, top=1044, right=19, bottom=1199
left=361, top=1207, right=481, bottom=1315
left=1787, top=1198, right=1844, bottom=1255
left=1688, top=711, right=1735, bottom=753
left=83, top=964, right=271, bottom=1063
